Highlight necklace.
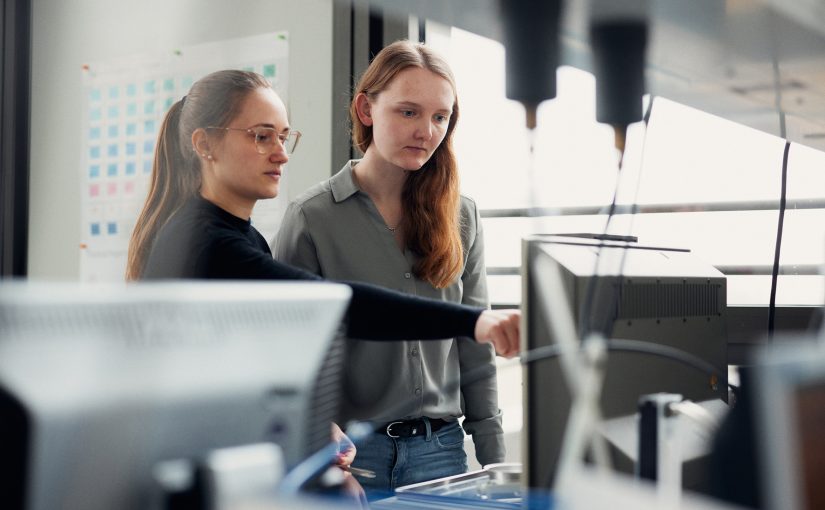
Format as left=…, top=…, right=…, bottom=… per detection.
left=384, top=215, right=401, bottom=232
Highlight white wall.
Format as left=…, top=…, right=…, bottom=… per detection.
left=28, top=0, right=334, bottom=279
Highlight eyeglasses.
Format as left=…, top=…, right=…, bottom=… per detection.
left=205, top=126, right=302, bottom=154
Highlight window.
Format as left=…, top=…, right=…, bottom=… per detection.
left=433, top=27, right=825, bottom=307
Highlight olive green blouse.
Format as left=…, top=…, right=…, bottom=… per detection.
left=273, top=160, right=504, bottom=465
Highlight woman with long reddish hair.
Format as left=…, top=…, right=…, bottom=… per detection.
left=274, top=41, right=504, bottom=496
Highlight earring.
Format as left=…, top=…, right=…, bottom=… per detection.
left=193, top=146, right=212, bottom=160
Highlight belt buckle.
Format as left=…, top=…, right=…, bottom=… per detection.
left=386, top=421, right=404, bottom=438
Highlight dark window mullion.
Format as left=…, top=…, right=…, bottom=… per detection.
left=1, top=0, right=32, bottom=277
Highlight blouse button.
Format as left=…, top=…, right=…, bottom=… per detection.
left=404, top=272, right=412, bottom=279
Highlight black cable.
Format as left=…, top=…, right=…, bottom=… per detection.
left=768, top=141, right=790, bottom=342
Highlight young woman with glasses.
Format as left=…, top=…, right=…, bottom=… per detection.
left=274, top=41, right=505, bottom=496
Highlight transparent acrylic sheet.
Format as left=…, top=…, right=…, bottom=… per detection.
left=393, top=463, right=522, bottom=509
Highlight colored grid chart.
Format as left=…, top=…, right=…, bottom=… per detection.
left=80, top=32, right=289, bottom=281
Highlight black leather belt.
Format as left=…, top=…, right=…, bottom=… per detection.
left=380, top=418, right=449, bottom=438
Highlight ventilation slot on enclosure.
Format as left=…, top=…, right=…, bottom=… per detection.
left=616, top=282, right=722, bottom=319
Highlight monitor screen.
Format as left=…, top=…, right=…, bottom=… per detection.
left=0, top=281, right=350, bottom=510
left=522, top=236, right=728, bottom=490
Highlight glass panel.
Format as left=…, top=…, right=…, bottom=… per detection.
left=782, top=146, right=825, bottom=277
left=785, top=141, right=825, bottom=200
left=780, top=210, right=825, bottom=267
left=446, top=29, right=527, bottom=209
left=446, top=29, right=619, bottom=209
left=484, top=211, right=784, bottom=270
left=620, top=211, right=780, bottom=267
left=727, top=275, right=824, bottom=306
left=483, top=212, right=825, bottom=305
left=483, top=216, right=610, bottom=268
left=482, top=217, right=528, bottom=268
left=439, top=27, right=825, bottom=307
left=481, top=218, right=529, bottom=269
left=487, top=275, right=521, bottom=307
left=630, top=98, right=786, bottom=206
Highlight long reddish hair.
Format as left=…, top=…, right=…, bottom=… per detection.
left=351, top=40, right=463, bottom=289
left=126, top=70, right=271, bottom=280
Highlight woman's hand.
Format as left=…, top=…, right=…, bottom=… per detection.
left=328, top=423, right=366, bottom=507
left=331, top=422, right=356, bottom=468
left=474, top=309, right=520, bottom=358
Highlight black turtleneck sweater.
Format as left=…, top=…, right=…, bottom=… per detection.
left=142, top=196, right=482, bottom=341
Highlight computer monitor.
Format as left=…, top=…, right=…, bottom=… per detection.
left=522, top=236, right=728, bottom=490
left=754, top=339, right=825, bottom=510
left=0, top=281, right=351, bottom=510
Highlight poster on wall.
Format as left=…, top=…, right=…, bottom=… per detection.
left=79, top=32, right=289, bottom=282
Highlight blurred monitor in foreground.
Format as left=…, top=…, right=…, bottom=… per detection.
left=755, top=339, right=825, bottom=510
left=0, top=281, right=350, bottom=510
left=522, top=236, right=728, bottom=490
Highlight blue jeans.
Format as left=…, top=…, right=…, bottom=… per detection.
left=351, top=419, right=468, bottom=499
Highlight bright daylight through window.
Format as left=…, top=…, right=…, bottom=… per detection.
left=433, top=26, right=825, bottom=308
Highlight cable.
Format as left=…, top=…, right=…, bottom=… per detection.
left=578, top=97, right=655, bottom=341
left=768, top=141, right=790, bottom=342
left=530, top=336, right=732, bottom=490
left=516, top=338, right=732, bottom=390
left=278, top=442, right=342, bottom=495
left=279, top=333, right=732, bottom=496
left=603, top=96, right=656, bottom=342
left=552, top=98, right=640, bottom=486
left=576, top=163, right=623, bottom=340
left=531, top=335, right=731, bottom=490
left=628, top=95, right=656, bottom=222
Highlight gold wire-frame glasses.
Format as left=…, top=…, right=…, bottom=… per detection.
left=205, top=126, right=301, bottom=154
